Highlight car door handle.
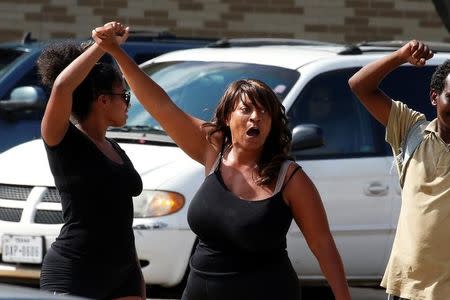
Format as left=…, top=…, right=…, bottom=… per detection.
left=364, top=182, right=389, bottom=196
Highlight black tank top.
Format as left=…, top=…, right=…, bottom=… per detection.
left=44, top=123, right=142, bottom=263
left=187, top=158, right=300, bottom=274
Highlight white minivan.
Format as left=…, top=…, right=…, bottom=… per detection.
left=0, top=39, right=444, bottom=288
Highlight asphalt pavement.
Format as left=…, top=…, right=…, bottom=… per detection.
left=0, top=282, right=387, bottom=299
left=349, top=287, right=386, bottom=300
left=146, top=286, right=387, bottom=300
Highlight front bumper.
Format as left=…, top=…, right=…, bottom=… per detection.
left=0, top=264, right=41, bottom=281
left=0, top=222, right=196, bottom=287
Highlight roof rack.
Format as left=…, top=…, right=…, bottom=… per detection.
left=207, top=38, right=340, bottom=48
left=340, top=40, right=450, bottom=54
left=338, top=45, right=363, bottom=55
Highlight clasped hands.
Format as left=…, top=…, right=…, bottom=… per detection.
left=92, top=21, right=129, bottom=50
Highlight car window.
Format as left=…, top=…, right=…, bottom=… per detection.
left=8, top=66, right=42, bottom=92
left=288, top=65, right=437, bottom=159
left=379, top=65, right=437, bottom=120
left=288, top=68, right=379, bottom=159
left=11, top=65, right=43, bottom=92
left=0, top=49, right=26, bottom=78
left=125, top=61, right=299, bottom=131
left=1, top=65, right=48, bottom=121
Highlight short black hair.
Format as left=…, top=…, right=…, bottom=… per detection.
left=430, top=59, right=450, bottom=95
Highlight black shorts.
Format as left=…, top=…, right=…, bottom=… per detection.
left=40, top=247, right=143, bottom=299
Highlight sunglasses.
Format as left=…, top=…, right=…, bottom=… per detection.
left=103, top=91, right=131, bottom=106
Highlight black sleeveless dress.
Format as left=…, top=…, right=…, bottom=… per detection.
left=40, top=123, right=143, bottom=299
left=183, top=159, right=301, bottom=300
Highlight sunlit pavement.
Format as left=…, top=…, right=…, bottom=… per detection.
left=146, top=286, right=387, bottom=300
left=0, top=282, right=386, bottom=299
left=299, top=286, right=387, bottom=300
left=349, top=287, right=386, bottom=300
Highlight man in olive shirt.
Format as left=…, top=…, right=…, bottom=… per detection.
left=349, top=40, right=450, bottom=300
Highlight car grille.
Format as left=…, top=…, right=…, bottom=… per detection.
left=41, top=188, right=61, bottom=203
left=0, top=184, right=63, bottom=224
left=0, top=207, right=23, bottom=222
left=0, top=184, right=31, bottom=201
left=34, top=210, right=64, bottom=224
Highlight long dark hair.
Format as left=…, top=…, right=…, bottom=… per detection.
left=203, top=79, right=292, bottom=186
left=37, top=41, right=122, bottom=122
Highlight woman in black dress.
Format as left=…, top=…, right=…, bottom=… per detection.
left=94, top=22, right=351, bottom=300
left=38, top=24, right=145, bottom=299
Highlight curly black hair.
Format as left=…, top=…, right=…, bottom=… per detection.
left=430, top=59, right=450, bottom=95
left=203, top=79, right=293, bottom=186
left=37, top=41, right=122, bottom=122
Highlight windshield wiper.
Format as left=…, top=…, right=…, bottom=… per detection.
left=108, top=125, right=166, bottom=134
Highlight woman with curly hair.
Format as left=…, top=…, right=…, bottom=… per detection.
left=38, top=24, right=145, bottom=299
left=94, top=22, right=350, bottom=300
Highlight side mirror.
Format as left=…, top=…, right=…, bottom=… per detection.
left=291, top=124, right=324, bottom=151
left=0, top=86, right=47, bottom=112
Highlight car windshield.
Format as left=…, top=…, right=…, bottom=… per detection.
left=122, top=61, right=299, bottom=133
left=0, top=48, right=27, bottom=78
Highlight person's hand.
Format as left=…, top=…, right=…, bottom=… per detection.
left=107, top=21, right=129, bottom=45
left=92, top=21, right=129, bottom=52
left=397, top=40, right=434, bottom=66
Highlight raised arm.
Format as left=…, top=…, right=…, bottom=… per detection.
left=348, top=40, right=433, bottom=126
left=284, top=167, right=350, bottom=300
left=40, top=43, right=105, bottom=146
left=92, top=23, right=216, bottom=166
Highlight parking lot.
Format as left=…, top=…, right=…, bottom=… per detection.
left=0, top=283, right=387, bottom=299
left=145, top=285, right=387, bottom=300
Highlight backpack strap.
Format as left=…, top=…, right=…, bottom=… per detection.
left=398, top=118, right=429, bottom=187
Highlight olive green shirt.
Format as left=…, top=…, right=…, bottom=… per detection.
left=381, top=100, right=450, bottom=299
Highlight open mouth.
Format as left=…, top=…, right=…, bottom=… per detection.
left=246, top=127, right=260, bottom=137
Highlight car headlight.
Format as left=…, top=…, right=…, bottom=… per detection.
left=133, top=190, right=185, bottom=217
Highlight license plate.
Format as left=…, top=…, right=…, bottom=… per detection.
left=2, top=235, right=43, bottom=264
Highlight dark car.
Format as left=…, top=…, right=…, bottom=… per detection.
left=0, top=32, right=216, bottom=153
